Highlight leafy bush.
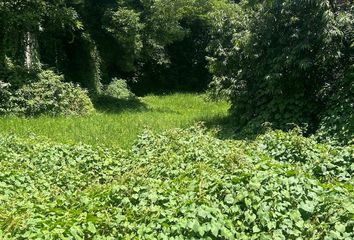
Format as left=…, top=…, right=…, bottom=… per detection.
left=207, top=0, right=352, bottom=134
left=317, top=66, right=354, bottom=145
left=0, top=80, right=12, bottom=114
left=1, top=126, right=353, bottom=239
left=0, top=57, right=38, bottom=89
left=257, top=129, right=354, bottom=183
left=104, top=78, right=135, bottom=100
left=11, top=70, right=94, bottom=116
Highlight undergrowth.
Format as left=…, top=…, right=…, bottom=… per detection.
left=0, top=125, right=353, bottom=239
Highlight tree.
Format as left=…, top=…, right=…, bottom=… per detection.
left=0, top=0, right=85, bottom=87
left=208, top=0, right=352, bottom=134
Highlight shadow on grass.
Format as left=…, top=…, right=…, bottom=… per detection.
left=93, top=96, right=148, bottom=114
left=201, top=115, right=259, bottom=141
left=200, top=115, right=236, bottom=140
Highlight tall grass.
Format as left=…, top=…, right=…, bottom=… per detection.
left=0, top=93, right=229, bottom=149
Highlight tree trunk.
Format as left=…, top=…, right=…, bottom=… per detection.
left=24, top=32, right=39, bottom=70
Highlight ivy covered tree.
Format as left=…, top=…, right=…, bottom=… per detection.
left=208, top=0, right=354, bottom=135
left=0, top=0, right=86, bottom=88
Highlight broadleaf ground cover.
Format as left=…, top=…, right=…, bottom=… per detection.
left=1, top=126, right=353, bottom=239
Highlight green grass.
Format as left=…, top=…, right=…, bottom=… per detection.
left=0, top=93, right=229, bottom=149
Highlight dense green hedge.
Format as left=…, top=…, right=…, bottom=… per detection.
left=1, top=126, right=353, bottom=239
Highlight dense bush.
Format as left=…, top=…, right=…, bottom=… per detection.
left=0, top=80, right=11, bottom=114
left=257, top=129, right=354, bottom=183
left=316, top=65, right=354, bottom=145
left=1, top=126, right=353, bottom=239
left=10, top=70, right=94, bottom=116
left=207, top=0, right=353, bottom=135
left=104, top=78, right=135, bottom=100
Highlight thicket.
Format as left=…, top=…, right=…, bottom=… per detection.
left=0, top=1, right=352, bottom=238
left=0, top=0, right=353, bottom=142
left=0, top=126, right=353, bottom=239
left=0, top=0, right=219, bottom=95
left=207, top=0, right=354, bottom=143
left=317, top=65, right=354, bottom=145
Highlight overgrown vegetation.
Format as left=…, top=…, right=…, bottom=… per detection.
left=0, top=70, right=94, bottom=116
left=1, top=0, right=352, bottom=141
left=1, top=126, right=353, bottom=239
left=0, top=0, right=353, bottom=238
left=208, top=0, right=354, bottom=141
left=316, top=65, right=354, bottom=145
left=14, top=70, right=94, bottom=116
left=0, top=80, right=11, bottom=114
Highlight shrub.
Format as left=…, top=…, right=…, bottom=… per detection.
left=11, top=70, right=94, bottom=116
left=256, top=128, right=354, bottom=183
left=0, top=80, right=12, bottom=114
left=104, top=78, right=135, bottom=100
left=207, top=0, right=351, bottom=134
left=1, top=126, right=353, bottom=239
left=316, top=66, right=354, bottom=145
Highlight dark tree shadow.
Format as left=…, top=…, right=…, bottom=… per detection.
left=200, top=115, right=237, bottom=140
left=200, top=115, right=259, bottom=141
left=93, top=96, right=148, bottom=114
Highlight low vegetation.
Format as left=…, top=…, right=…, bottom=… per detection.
left=103, top=78, right=135, bottom=101
left=16, top=71, right=94, bottom=116
left=0, top=70, right=94, bottom=117
left=1, top=126, right=353, bottom=239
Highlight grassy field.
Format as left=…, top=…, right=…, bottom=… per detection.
left=0, top=93, right=229, bottom=149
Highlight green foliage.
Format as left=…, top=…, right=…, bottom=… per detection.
left=64, top=33, right=103, bottom=94
left=206, top=0, right=249, bottom=100
left=1, top=126, right=353, bottom=239
left=102, top=7, right=143, bottom=72
left=85, top=0, right=219, bottom=93
left=0, top=0, right=234, bottom=94
left=0, top=80, right=11, bottom=114
left=104, top=78, right=135, bottom=100
left=257, top=128, right=319, bottom=163
left=208, top=0, right=353, bottom=134
left=257, top=128, right=354, bottom=183
left=0, top=0, right=83, bottom=70
left=10, top=70, right=94, bottom=116
left=1, top=56, right=37, bottom=89
left=317, top=65, right=354, bottom=145
left=0, top=0, right=103, bottom=94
